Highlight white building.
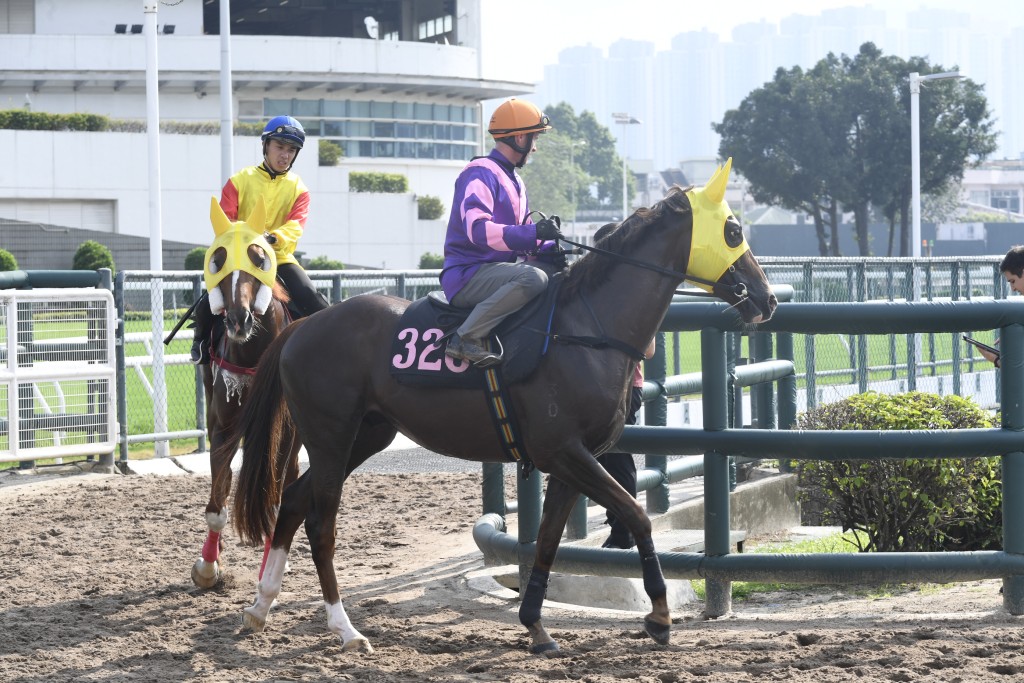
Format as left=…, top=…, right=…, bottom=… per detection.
left=0, top=0, right=533, bottom=269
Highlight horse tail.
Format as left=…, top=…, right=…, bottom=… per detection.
left=230, top=318, right=307, bottom=546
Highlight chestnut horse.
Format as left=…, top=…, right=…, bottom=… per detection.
left=225, top=159, right=776, bottom=652
left=190, top=197, right=302, bottom=588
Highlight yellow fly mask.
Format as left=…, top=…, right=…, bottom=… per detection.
left=683, top=157, right=750, bottom=293
left=204, top=196, right=277, bottom=316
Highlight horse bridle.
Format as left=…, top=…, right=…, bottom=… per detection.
left=553, top=235, right=750, bottom=302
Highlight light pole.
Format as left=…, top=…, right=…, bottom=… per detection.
left=612, top=112, right=642, bottom=220
left=568, top=138, right=585, bottom=241
left=910, top=70, right=962, bottom=260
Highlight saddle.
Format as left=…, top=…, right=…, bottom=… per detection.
left=389, top=274, right=563, bottom=389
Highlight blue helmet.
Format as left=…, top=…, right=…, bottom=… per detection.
left=261, top=115, right=305, bottom=149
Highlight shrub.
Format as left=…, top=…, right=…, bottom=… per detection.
left=797, top=391, right=1000, bottom=553
left=349, top=171, right=409, bottom=193
left=319, top=140, right=343, bottom=166
left=184, top=247, right=206, bottom=271
left=305, top=255, right=345, bottom=270
left=0, top=248, right=18, bottom=271
left=417, top=195, right=446, bottom=220
left=72, top=240, right=116, bottom=274
left=418, top=252, right=444, bottom=269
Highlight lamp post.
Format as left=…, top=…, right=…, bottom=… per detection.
left=910, top=70, right=962, bottom=260
left=568, top=138, right=586, bottom=241
left=612, top=112, right=642, bottom=220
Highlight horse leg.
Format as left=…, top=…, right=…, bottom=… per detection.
left=242, top=467, right=311, bottom=633
left=546, top=446, right=671, bottom=646
left=518, top=475, right=581, bottom=656
left=257, top=426, right=304, bottom=580
left=192, top=431, right=236, bottom=588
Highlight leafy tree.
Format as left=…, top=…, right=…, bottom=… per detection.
left=417, top=195, right=445, bottom=220
left=319, top=139, right=342, bottom=166
left=418, top=252, right=443, bottom=269
left=305, top=255, right=345, bottom=270
left=526, top=102, right=630, bottom=214
left=715, top=42, right=996, bottom=256
left=184, top=247, right=206, bottom=270
left=349, top=172, right=408, bottom=193
left=0, top=248, right=17, bottom=271
left=72, top=240, right=115, bottom=274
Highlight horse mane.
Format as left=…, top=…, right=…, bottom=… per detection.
left=272, top=280, right=290, bottom=303
left=559, top=185, right=693, bottom=301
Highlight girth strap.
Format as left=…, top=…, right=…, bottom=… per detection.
left=481, top=357, right=535, bottom=478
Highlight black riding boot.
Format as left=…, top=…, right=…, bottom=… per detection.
left=190, top=297, right=213, bottom=365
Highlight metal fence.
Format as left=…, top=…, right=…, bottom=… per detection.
left=114, top=257, right=1009, bottom=459
left=1, top=287, right=116, bottom=464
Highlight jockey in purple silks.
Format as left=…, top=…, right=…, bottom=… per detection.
left=440, top=97, right=565, bottom=367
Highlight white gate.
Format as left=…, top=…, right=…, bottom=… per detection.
left=0, top=288, right=116, bottom=463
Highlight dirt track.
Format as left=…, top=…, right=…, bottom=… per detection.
left=1, top=470, right=1023, bottom=682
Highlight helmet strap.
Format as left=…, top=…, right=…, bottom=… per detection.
left=505, top=133, right=535, bottom=168
left=262, top=140, right=300, bottom=177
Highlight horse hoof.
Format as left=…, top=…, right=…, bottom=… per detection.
left=644, top=617, right=671, bottom=645
left=529, top=641, right=561, bottom=656
left=242, top=607, right=266, bottom=633
left=191, top=559, right=220, bottom=589
left=342, top=637, right=374, bottom=654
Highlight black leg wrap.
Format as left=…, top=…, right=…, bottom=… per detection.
left=636, top=537, right=667, bottom=601
left=518, top=567, right=550, bottom=627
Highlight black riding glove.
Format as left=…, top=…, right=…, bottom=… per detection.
left=534, top=216, right=563, bottom=241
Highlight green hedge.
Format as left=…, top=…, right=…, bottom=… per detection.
left=0, top=110, right=263, bottom=136
left=797, top=391, right=1001, bottom=553
left=349, top=171, right=409, bottom=193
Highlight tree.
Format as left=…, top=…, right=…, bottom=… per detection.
left=184, top=247, right=205, bottom=270
left=0, top=248, right=17, bottom=271
left=523, top=102, right=630, bottom=215
left=319, top=139, right=342, bottom=166
left=305, top=255, right=345, bottom=270
left=418, top=252, right=443, bottom=269
left=417, top=195, right=445, bottom=220
left=72, top=240, right=115, bottom=273
left=715, top=42, right=997, bottom=256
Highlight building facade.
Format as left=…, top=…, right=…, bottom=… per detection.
left=0, top=0, right=532, bottom=269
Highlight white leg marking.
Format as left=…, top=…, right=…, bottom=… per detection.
left=205, top=508, right=228, bottom=533
left=325, top=600, right=374, bottom=653
left=242, top=547, right=287, bottom=631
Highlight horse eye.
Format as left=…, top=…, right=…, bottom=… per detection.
left=724, top=221, right=744, bottom=249
left=209, top=247, right=226, bottom=274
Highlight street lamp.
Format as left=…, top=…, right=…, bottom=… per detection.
left=568, top=138, right=586, bottom=241
left=612, top=112, right=642, bottom=220
left=910, top=70, right=962, bottom=260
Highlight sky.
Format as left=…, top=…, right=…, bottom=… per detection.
left=479, top=0, right=1023, bottom=84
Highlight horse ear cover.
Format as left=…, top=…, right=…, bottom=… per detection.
left=204, top=196, right=278, bottom=296
left=684, top=157, right=749, bottom=291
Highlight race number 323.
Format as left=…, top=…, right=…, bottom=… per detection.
left=392, top=327, right=469, bottom=373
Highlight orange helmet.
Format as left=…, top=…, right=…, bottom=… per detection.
left=488, top=98, right=552, bottom=139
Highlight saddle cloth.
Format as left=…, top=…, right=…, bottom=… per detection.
left=389, top=275, right=562, bottom=389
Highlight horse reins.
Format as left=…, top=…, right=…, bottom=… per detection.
left=555, top=235, right=750, bottom=301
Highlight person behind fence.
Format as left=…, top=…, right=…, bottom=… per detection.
left=191, top=115, right=329, bottom=364
left=974, top=245, right=1024, bottom=369
left=440, top=97, right=566, bottom=367
left=589, top=222, right=657, bottom=549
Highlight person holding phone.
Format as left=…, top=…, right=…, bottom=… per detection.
left=971, top=245, right=1024, bottom=368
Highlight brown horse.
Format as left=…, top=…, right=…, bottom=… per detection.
left=226, top=159, right=776, bottom=652
left=191, top=197, right=302, bottom=588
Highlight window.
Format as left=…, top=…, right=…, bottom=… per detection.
left=260, top=97, right=479, bottom=160
left=991, top=189, right=1021, bottom=214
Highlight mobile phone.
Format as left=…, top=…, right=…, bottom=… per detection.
left=962, top=335, right=999, bottom=357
